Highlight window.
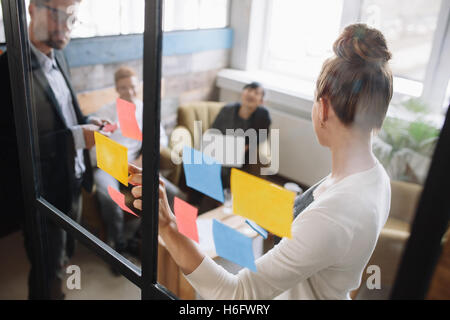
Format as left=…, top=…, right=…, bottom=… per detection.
left=163, top=0, right=229, bottom=31
left=360, top=0, right=442, bottom=82
left=258, top=0, right=449, bottom=112
left=19, top=0, right=229, bottom=39
left=262, top=0, right=344, bottom=82
left=20, top=0, right=229, bottom=38
left=0, top=2, right=5, bottom=43
left=68, top=0, right=146, bottom=38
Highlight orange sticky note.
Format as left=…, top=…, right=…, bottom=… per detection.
left=116, top=98, right=142, bottom=141
left=107, top=186, right=139, bottom=217
left=174, top=197, right=199, bottom=243
left=231, top=168, right=295, bottom=238
left=95, top=131, right=129, bottom=186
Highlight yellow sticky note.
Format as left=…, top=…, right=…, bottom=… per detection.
left=95, top=131, right=128, bottom=186
left=231, top=168, right=295, bottom=238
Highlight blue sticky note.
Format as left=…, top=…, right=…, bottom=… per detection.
left=183, top=146, right=224, bottom=203
left=212, top=219, right=257, bottom=272
left=245, top=219, right=268, bottom=239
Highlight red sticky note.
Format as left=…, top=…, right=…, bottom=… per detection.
left=102, top=122, right=118, bottom=133
left=107, top=186, right=139, bottom=218
left=174, top=197, right=199, bottom=243
left=116, top=98, right=142, bottom=141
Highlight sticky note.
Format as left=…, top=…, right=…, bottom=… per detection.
left=116, top=98, right=142, bottom=141
left=231, top=168, right=295, bottom=238
left=197, top=219, right=215, bottom=254
left=212, top=219, right=256, bottom=272
left=95, top=131, right=129, bottom=186
left=182, top=146, right=224, bottom=203
left=107, top=186, right=139, bottom=218
left=245, top=220, right=268, bottom=239
left=174, top=197, right=199, bottom=243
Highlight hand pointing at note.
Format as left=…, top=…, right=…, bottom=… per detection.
left=128, top=164, right=205, bottom=275
left=128, top=163, right=175, bottom=231
left=81, top=124, right=101, bottom=149
left=81, top=117, right=113, bottom=149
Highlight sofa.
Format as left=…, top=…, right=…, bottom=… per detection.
left=352, top=179, right=423, bottom=298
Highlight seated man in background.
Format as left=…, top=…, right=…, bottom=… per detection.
left=210, top=81, right=271, bottom=188
left=191, top=82, right=271, bottom=213
left=90, top=66, right=182, bottom=260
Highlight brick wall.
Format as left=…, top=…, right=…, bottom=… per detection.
left=70, top=48, right=230, bottom=134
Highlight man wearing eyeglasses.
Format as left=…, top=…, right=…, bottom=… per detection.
left=0, top=0, right=108, bottom=299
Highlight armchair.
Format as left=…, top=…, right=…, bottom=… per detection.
left=352, top=179, right=423, bottom=298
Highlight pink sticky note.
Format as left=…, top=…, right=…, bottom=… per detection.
left=116, top=98, right=142, bottom=141
left=102, top=123, right=118, bottom=133
left=107, top=186, right=140, bottom=218
left=174, top=197, right=199, bottom=243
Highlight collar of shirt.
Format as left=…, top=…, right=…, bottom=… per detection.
left=29, top=42, right=58, bottom=73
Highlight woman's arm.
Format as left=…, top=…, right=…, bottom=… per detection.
left=128, top=164, right=352, bottom=299
left=128, top=164, right=204, bottom=275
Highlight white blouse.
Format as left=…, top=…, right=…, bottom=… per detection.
left=184, top=161, right=391, bottom=300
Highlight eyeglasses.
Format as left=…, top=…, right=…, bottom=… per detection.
left=36, top=3, right=81, bottom=29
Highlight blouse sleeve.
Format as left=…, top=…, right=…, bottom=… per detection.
left=184, top=210, right=353, bottom=300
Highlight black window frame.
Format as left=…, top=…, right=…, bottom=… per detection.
left=2, top=0, right=176, bottom=300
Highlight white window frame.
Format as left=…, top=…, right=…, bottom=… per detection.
left=163, top=0, right=230, bottom=32
left=0, top=2, right=5, bottom=43
left=228, top=0, right=450, bottom=114
left=17, top=0, right=230, bottom=39
left=421, top=0, right=450, bottom=112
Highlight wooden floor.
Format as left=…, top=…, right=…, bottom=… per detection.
left=2, top=227, right=446, bottom=300
left=0, top=231, right=140, bottom=300
left=427, top=232, right=450, bottom=299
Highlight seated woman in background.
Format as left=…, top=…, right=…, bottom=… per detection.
left=130, top=23, right=393, bottom=299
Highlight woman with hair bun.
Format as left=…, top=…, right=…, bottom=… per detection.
left=130, top=23, right=393, bottom=300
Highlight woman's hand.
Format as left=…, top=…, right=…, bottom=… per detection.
left=128, top=165, right=204, bottom=275
left=128, top=163, right=143, bottom=210
left=89, top=116, right=112, bottom=127
left=158, top=178, right=176, bottom=232
left=128, top=164, right=176, bottom=233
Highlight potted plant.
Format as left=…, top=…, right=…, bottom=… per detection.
left=373, top=98, right=441, bottom=184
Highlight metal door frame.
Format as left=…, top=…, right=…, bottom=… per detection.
left=2, top=0, right=176, bottom=300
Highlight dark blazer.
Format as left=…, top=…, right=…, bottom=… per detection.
left=0, top=46, right=92, bottom=234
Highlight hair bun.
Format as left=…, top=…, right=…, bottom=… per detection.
left=333, top=23, right=392, bottom=64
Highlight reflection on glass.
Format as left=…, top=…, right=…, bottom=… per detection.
left=63, top=241, right=141, bottom=299
left=71, top=0, right=145, bottom=38
left=443, top=80, right=450, bottom=112
left=21, top=0, right=148, bottom=299
left=163, top=0, right=229, bottom=31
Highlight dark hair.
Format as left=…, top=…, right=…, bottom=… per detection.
left=316, top=23, right=393, bottom=130
left=243, top=82, right=265, bottom=98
